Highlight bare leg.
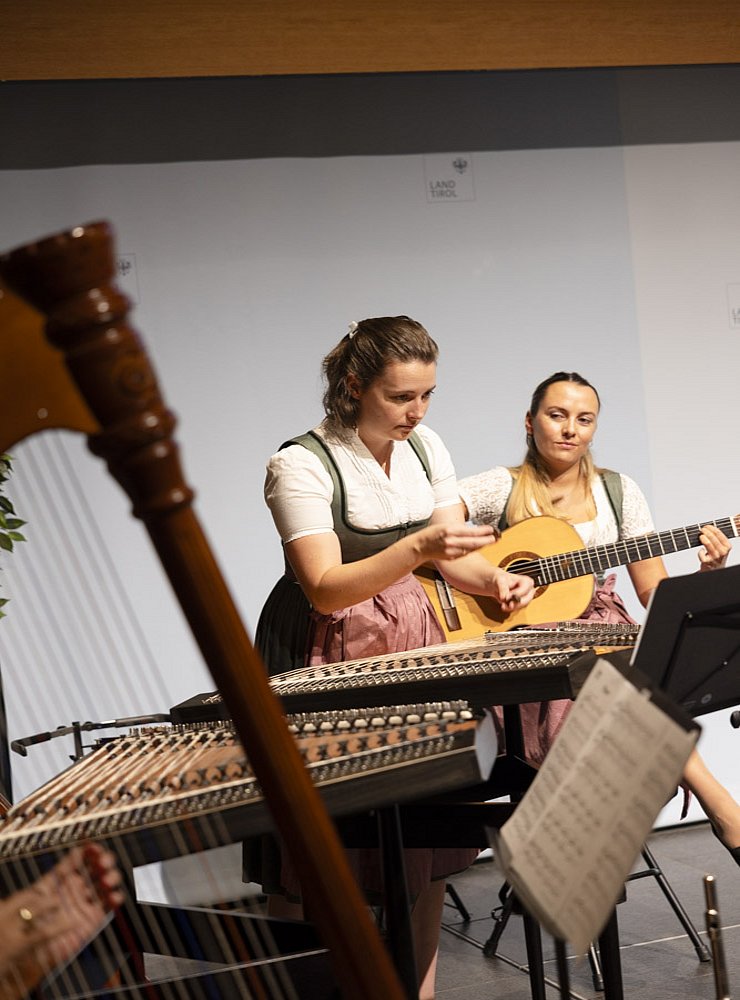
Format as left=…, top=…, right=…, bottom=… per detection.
left=411, top=878, right=447, bottom=1000
left=683, top=749, right=740, bottom=849
left=268, top=878, right=447, bottom=998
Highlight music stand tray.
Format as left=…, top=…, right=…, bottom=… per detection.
left=630, top=564, right=740, bottom=717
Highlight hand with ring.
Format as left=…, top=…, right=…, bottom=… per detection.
left=0, top=844, right=124, bottom=998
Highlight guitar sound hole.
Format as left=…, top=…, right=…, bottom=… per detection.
left=505, top=558, right=530, bottom=575
left=501, top=554, right=546, bottom=595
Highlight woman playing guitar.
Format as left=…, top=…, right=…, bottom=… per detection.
left=458, top=371, right=740, bottom=867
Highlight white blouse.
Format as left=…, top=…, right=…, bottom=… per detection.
left=457, top=466, right=655, bottom=546
left=264, top=421, right=461, bottom=545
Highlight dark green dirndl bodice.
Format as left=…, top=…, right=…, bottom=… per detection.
left=255, top=429, right=433, bottom=675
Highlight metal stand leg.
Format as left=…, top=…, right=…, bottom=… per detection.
left=377, top=805, right=419, bottom=999
left=483, top=884, right=547, bottom=1000
left=587, top=942, right=605, bottom=992
left=555, top=939, right=571, bottom=996
left=629, top=845, right=711, bottom=962
left=521, top=908, right=547, bottom=1000
left=483, top=881, right=514, bottom=957
left=486, top=840, right=711, bottom=980
left=597, top=908, right=624, bottom=1000
left=444, top=882, right=471, bottom=922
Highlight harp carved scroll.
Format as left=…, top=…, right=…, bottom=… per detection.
left=0, top=221, right=408, bottom=1000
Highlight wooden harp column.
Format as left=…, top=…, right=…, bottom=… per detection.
left=0, top=221, right=408, bottom=1000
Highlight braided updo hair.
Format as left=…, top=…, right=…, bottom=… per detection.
left=322, top=316, right=438, bottom=428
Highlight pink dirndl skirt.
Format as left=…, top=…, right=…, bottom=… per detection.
left=277, top=574, right=481, bottom=901
left=502, top=574, right=637, bottom=768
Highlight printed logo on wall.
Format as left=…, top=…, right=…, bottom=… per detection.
left=116, top=254, right=140, bottom=304
left=727, top=283, right=740, bottom=328
left=424, top=154, right=476, bottom=203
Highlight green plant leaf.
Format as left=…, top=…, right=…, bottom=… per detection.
left=0, top=455, right=26, bottom=620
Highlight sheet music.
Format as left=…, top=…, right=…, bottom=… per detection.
left=491, top=655, right=699, bottom=955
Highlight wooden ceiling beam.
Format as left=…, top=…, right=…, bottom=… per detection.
left=2, top=0, right=739, bottom=81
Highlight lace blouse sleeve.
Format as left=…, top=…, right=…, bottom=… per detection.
left=457, top=467, right=514, bottom=525
left=620, top=474, right=655, bottom=538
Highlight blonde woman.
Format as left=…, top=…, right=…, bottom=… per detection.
left=458, top=371, right=739, bottom=866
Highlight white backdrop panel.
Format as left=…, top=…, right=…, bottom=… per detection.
left=0, top=146, right=736, bottom=835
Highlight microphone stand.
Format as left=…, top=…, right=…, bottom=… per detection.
left=704, top=874, right=732, bottom=1000
left=11, top=713, right=172, bottom=762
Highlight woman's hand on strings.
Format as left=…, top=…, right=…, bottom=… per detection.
left=427, top=510, right=534, bottom=611
left=486, top=565, right=535, bottom=612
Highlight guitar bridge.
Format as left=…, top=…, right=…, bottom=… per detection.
left=434, top=575, right=462, bottom=632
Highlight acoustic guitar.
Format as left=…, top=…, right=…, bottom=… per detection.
left=416, top=513, right=740, bottom=640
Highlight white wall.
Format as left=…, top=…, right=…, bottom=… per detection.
left=0, top=144, right=737, bottom=834
left=624, top=141, right=740, bottom=824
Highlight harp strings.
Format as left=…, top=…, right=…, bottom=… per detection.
left=0, top=432, right=297, bottom=997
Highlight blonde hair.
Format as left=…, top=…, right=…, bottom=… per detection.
left=506, top=372, right=602, bottom=526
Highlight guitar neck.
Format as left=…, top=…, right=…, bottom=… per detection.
left=526, top=515, right=740, bottom=585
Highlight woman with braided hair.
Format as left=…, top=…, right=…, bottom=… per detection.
left=249, top=316, right=534, bottom=999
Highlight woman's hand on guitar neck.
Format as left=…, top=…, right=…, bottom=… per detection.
left=697, top=524, right=731, bottom=572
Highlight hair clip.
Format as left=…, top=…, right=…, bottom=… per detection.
left=347, top=321, right=359, bottom=339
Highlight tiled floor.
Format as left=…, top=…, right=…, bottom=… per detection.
left=141, top=822, right=737, bottom=998
left=438, top=823, right=739, bottom=999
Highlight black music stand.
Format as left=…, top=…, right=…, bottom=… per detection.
left=631, top=564, right=740, bottom=717
left=481, top=566, right=740, bottom=992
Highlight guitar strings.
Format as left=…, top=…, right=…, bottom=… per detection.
left=509, top=517, right=737, bottom=584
